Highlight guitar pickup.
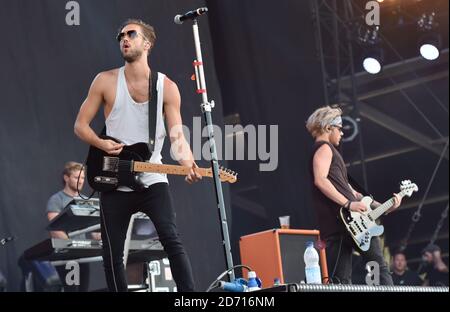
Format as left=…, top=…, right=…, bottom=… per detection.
left=94, top=176, right=118, bottom=185
left=103, top=157, right=120, bottom=172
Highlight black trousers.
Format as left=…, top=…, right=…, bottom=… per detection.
left=325, top=234, right=393, bottom=285
left=100, top=183, right=195, bottom=292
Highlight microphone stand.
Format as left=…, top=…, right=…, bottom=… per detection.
left=187, top=17, right=235, bottom=282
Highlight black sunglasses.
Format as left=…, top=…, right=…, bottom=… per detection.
left=116, top=30, right=147, bottom=42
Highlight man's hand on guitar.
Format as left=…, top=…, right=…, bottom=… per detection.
left=349, top=201, right=367, bottom=213
left=100, top=139, right=125, bottom=155
left=386, top=193, right=402, bottom=214
left=185, top=163, right=202, bottom=184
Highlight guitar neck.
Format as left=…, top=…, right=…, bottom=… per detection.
left=370, top=190, right=406, bottom=220
left=133, top=161, right=211, bottom=178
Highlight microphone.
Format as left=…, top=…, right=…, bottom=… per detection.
left=174, top=7, right=208, bottom=24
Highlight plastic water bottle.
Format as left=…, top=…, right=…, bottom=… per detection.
left=304, top=241, right=322, bottom=284
left=247, top=271, right=262, bottom=291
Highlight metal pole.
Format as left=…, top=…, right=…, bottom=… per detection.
left=332, top=0, right=342, bottom=103
left=191, top=19, right=235, bottom=282
left=343, top=0, right=369, bottom=190
left=312, top=0, right=330, bottom=105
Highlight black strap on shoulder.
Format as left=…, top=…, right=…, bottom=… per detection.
left=148, top=70, right=158, bottom=154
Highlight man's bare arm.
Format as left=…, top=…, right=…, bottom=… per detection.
left=348, top=183, right=385, bottom=209
left=163, top=77, right=201, bottom=183
left=348, top=184, right=363, bottom=201
left=74, top=73, right=124, bottom=155
left=347, top=182, right=402, bottom=213
left=47, top=212, right=69, bottom=239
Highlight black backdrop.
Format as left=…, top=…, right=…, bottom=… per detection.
left=206, top=0, right=324, bottom=264
left=0, top=0, right=231, bottom=291
left=0, top=0, right=324, bottom=291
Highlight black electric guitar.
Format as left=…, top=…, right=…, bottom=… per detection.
left=339, top=180, right=418, bottom=251
left=86, top=136, right=238, bottom=192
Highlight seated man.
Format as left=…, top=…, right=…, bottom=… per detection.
left=46, top=161, right=100, bottom=291
left=390, top=250, right=422, bottom=286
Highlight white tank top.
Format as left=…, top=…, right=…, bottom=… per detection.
left=106, top=66, right=168, bottom=190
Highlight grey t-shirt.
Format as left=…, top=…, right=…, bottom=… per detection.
left=46, top=190, right=86, bottom=239
left=46, top=190, right=74, bottom=214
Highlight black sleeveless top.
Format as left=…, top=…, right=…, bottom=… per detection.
left=310, top=141, right=356, bottom=239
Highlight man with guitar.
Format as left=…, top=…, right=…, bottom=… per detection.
left=74, top=19, right=201, bottom=292
left=306, top=106, right=403, bottom=285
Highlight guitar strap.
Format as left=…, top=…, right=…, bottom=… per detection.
left=147, top=70, right=158, bottom=155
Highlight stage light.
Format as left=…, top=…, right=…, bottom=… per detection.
left=358, top=26, right=384, bottom=75
left=363, top=48, right=384, bottom=74
left=363, top=58, right=381, bottom=74
left=418, top=12, right=441, bottom=61
left=420, top=43, right=440, bottom=60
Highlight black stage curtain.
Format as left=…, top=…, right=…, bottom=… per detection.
left=1, top=0, right=326, bottom=291
left=0, top=0, right=229, bottom=291
left=206, top=0, right=325, bottom=263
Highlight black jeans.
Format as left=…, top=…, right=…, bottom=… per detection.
left=325, top=234, right=393, bottom=285
left=100, top=183, right=195, bottom=292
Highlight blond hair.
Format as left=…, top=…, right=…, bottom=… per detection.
left=62, top=161, right=84, bottom=185
left=306, top=106, right=342, bottom=138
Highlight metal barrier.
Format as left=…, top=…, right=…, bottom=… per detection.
left=294, top=283, right=448, bottom=292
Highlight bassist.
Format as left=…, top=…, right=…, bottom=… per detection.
left=306, top=106, right=402, bottom=285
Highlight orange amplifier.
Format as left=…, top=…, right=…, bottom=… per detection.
left=239, top=229, right=329, bottom=288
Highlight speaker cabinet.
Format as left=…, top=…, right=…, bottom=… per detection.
left=239, top=229, right=328, bottom=288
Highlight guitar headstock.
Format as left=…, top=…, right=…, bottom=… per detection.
left=206, top=166, right=238, bottom=184
left=400, top=180, right=419, bottom=197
